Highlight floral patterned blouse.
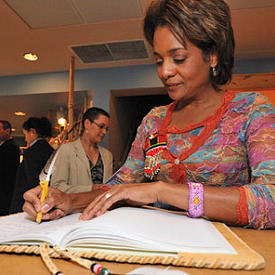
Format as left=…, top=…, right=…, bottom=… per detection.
left=88, top=153, right=104, bottom=184
left=106, top=91, right=275, bottom=229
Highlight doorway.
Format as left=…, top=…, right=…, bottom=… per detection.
left=109, top=87, right=172, bottom=171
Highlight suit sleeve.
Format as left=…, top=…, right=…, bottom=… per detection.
left=50, top=144, right=71, bottom=192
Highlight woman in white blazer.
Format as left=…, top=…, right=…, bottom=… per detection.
left=50, top=107, right=113, bottom=193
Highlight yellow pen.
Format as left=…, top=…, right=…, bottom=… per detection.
left=36, top=150, right=59, bottom=224
left=36, top=179, right=49, bottom=223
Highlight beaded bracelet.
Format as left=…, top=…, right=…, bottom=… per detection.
left=187, top=182, right=204, bottom=218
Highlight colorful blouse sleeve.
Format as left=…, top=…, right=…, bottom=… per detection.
left=106, top=107, right=164, bottom=186
left=241, top=93, right=275, bottom=229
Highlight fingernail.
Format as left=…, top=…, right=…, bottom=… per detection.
left=41, top=203, right=50, bottom=212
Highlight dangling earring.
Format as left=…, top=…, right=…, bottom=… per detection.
left=211, top=66, right=217, bottom=77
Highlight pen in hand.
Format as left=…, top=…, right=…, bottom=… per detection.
left=36, top=150, right=59, bottom=223
left=36, top=179, right=49, bottom=223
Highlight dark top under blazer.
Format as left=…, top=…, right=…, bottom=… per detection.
left=9, top=139, right=53, bottom=214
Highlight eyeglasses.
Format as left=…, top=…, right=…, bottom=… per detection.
left=90, top=120, right=109, bottom=132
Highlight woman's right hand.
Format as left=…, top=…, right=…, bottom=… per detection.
left=80, top=182, right=161, bottom=220
left=23, top=185, right=72, bottom=221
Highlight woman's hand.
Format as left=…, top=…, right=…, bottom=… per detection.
left=23, top=185, right=72, bottom=221
left=80, top=182, right=160, bottom=220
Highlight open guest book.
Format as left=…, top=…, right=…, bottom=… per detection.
left=0, top=207, right=264, bottom=270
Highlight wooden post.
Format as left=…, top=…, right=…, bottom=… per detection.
left=68, top=56, right=75, bottom=141
left=88, top=90, right=93, bottom=108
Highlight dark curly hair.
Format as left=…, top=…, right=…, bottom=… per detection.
left=23, top=117, right=52, bottom=138
left=143, top=0, right=235, bottom=89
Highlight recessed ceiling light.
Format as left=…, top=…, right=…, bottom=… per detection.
left=23, top=53, right=38, bottom=61
left=14, top=111, right=26, bottom=116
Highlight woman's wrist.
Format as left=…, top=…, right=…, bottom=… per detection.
left=64, top=193, right=74, bottom=214
left=71, top=189, right=106, bottom=213
left=154, top=181, right=189, bottom=210
left=154, top=181, right=166, bottom=203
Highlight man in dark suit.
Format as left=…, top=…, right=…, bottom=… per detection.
left=0, top=120, right=20, bottom=215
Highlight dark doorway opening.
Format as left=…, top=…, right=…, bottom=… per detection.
left=109, top=87, right=172, bottom=171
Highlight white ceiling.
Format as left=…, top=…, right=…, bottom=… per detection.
left=1, top=0, right=275, bottom=77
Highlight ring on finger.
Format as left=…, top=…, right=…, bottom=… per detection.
left=105, top=192, right=112, bottom=199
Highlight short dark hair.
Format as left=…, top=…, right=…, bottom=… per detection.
left=143, top=0, right=235, bottom=89
left=0, top=120, right=12, bottom=133
left=23, top=117, right=52, bottom=138
left=81, top=107, right=110, bottom=130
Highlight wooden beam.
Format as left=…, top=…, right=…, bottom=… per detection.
left=224, top=73, right=275, bottom=90
left=68, top=56, right=75, bottom=141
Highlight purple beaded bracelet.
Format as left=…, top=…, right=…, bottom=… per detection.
left=187, top=182, right=204, bottom=218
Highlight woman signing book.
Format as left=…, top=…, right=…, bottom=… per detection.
left=23, top=0, right=275, bottom=229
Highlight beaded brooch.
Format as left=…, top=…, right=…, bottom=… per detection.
left=144, top=133, right=167, bottom=180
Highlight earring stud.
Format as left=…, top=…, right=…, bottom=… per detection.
left=211, top=67, right=217, bottom=77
